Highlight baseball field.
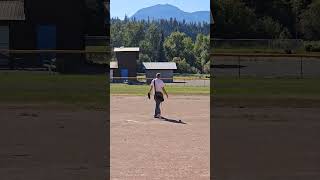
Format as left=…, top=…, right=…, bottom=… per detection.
left=2, top=70, right=320, bottom=179
left=0, top=71, right=210, bottom=179
left=110, top=82, right=210, bottom=179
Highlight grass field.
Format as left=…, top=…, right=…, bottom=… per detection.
left=0, top=71, right=209, bottom=107
left=111, top=84, right=210, bottom=95
left=2, top=71, right=320, bottom=105
left=0, top=71, right=108, bottom=109
left=213, top=77, right=320, bottom=97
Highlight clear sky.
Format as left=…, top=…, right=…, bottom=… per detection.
left=110, top=0, right=210, bottom=20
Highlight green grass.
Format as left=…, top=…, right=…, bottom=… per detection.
left=212, top=77, right=320, bottom=98
left=0, top=71, right=209, bottom=108
left=2, top=71, right=319, bottom=108
left=111, top=84, right=210, bottom=95
left=0, top=71, right=108, bottom=109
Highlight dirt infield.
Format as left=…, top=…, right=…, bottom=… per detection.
left=0, top=104, right=107, bottom=180
left=111, top=95, right=210, bottom=180
left=213, top=98, right=320, bottom=179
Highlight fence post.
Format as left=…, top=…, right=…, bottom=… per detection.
left=238, top=55, right=241, bottom=78
left=300, top=56, right=303, bottom=79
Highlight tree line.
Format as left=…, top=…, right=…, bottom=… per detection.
left=111, top=18, right=210, bottom=74
left=212, top=0, right=320, bottom=40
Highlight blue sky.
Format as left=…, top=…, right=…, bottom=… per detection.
left=110, top=0, right=210, bottom=20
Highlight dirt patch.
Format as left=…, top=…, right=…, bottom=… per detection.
left=0, top=104, right=108, bottom=180
left=111, top=95, right=210, bottom=180
left=212, top=98, right=320, bottom=179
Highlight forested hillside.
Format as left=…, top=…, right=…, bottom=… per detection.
left=212, top=0, right=320, bottom=40
left=111, top=18, right=210, bottom=73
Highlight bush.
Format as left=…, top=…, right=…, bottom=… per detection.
left=173, top=57, right=200, bottom=74
left=304, top=41, right=320, bottom=52
left=305, top=44, right=312, bottom=52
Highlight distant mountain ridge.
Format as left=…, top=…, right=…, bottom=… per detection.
left=131, top=4, right=210, bottom=23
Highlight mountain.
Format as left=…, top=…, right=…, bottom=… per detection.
left=130, top=4, right=210, bottom=23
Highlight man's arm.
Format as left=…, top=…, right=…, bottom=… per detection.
left=162, top=87, right=168, bottom=98
left=148, top=80, right=153, bottom=94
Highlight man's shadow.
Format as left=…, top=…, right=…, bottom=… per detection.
left=158, top=117, right=187, bottom=124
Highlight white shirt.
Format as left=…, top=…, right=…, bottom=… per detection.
left=151, top=78, right=165, bottom=93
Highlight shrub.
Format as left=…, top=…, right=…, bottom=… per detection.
left=304, top=41, right=320, bottom=52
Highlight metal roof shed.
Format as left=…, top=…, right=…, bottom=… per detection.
left=114, top=47, right=140, bottom=52
left=143, top=62, right=177, bottom=83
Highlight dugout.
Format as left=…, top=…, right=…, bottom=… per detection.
left=143, top=62, right=177, bottom=83
left=113, top=47, right=139, bottom=82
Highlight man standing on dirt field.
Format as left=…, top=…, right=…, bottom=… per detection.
left=148, top=73, right=168, bottom=118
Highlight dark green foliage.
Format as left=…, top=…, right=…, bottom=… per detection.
left=300, top=1, right=320, bottom=40
left=213, top=0, right=257, bottom=38
left=213, top=0, right=319, bottom=40
left=304, top=41, right=320, bottom=52
left=84, top=0, right=107, bottom=35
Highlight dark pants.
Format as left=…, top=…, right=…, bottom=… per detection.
left=155, top=99, right=161, bottom=116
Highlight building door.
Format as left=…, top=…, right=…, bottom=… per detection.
left=120, top=68, right=128, bottom=82
left=37, top=25, right=56, bottom=65
left=0, top=26, right=9, bottom=66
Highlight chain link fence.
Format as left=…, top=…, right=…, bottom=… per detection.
left=212, top=53, right=320, bottom=78
left=0, top=49, right=109, bottom=75
left=212, top=39, right=305, bottom=53
left=110, top=76, right=210, bottom=87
